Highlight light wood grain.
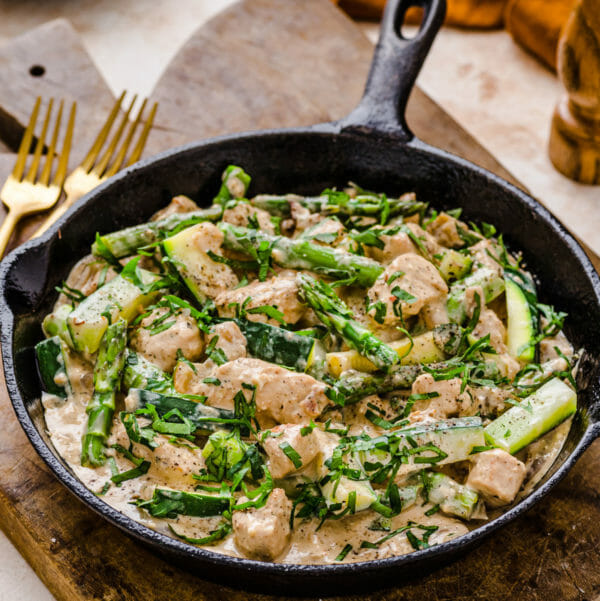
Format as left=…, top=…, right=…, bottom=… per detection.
left=0, top=2, right=600, bottom=600
left=549, top=0, right=600, bottom=184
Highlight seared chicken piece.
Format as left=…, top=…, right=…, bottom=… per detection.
left=215, top=275, right=305, bottom=325
left=367, top=253, right=448, bottom=326
left=223, top=201, right=275, bottom=234
left=130, top=307, right=204, bottom=372
left=467, top=449, right=526, bottom=506
left=174, top=358, right=329, bottom=427
left=233, top=488, right=292, bottom=561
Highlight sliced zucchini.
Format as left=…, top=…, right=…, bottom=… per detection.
left=128, top=388, right=236, bottom=434
left=42, top=304, right=74, bottom=346
left=163, top=224, right=229, bottom=304
left=358, top=417, right=485, bottom=473
left=505, top=277, right=536, bottom=362
left=437, top=249, right=473, bottom=282
left=320, top=476, right=377, bottom=512
left=35, top=336, right=69, bottom=397
left=123, top=351, right=173, bottom=393
left=66, top=269, right=161, bottom=354
left=234, top=318, right=321, bottom=372
left=326, top=329, right=446, bottom=377
left=92, top=205, right=223, bottom=259
left=422, top=471, right=479, bottom=519
left=136, top=487, right=230, bottom=518
left=484, top=378, right=576, bottom=454
left=446, top=267, right=505, bottom=325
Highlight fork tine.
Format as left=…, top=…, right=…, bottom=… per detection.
left=52, top=101, right=76, bottom=188
left=94, top=93, right=137, bottom=177
left=39, top=100, right=63, bottom=186
left=79, top=90, right=126, bottom=173
left=12, top=97, right=41, bottom=180
left=104, top=98, right=147, bottom=178
left=126, top=101, right=157, bottom=167
left=24, top=98, right=54, bottom=183
left=24, top=98, right=53, bottom=184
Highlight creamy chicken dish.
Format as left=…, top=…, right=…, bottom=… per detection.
left=37, top=165, right=578, bottom=564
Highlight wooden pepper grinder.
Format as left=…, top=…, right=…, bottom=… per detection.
left=548, top=0, right=600, bottom=185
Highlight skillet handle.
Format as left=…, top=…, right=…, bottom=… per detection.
left=340, top=0, right=446, bottom=139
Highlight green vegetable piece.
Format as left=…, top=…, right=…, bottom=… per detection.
left=219, top=223, right=384, bottom=287
left=67, top=269, right=162, bottom=354
left=123, top=351, right=173, bottom=394
left=484, top=378, right=576, bottom=454
left=35, top=336, right=69, bottom=398
left=233, top=318, right=322, bottom=372
left=505, top=277, right=536, bottom=362
left=446, top=267, right=505, bottom=325
left=297, top=273, right=398, bottom=370
left=136, top=488, right=230, bottom=518
left=437, top=250, right=473, bottom=283
left=81, top=319, right=128, bottom=467
left=215, top=165, right=251, bottom=205
left=423, top=471, right=479, bottom=519
left=128, top=389, right=237, bottom=435
left=202, top=430, right=249, bottom=478
left=42, top=304, right=74, bottom=346
left=91, top=205, right=223, bottom=259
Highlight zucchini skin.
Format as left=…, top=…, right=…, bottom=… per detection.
left=484, top=378, right=576, bottom=454
left=504, top=276, right=536, bottom=362
left=233, top=318, right=317, bottom=372
left=128, top=388, right=236, bottom=434
left=35, top=336, right=69, bottom=398
left=67, top=270, right=162, bottom=354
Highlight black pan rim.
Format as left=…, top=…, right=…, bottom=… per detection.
left=1, top=124, right=600, bottom=584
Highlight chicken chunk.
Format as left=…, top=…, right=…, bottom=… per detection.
left=262, top=424, right=323, bottom=479
left=174, top=358, right=329, bottom=427
left=426, top=212, right=465, bottom=248
left=470, top=240, right=504, bottom=276
left=111, top=422, right=203, bottom=487
left=411, top=374, right=474, bottom=418
left=367, top=254, right=448, bottom=326
left=222, top=201, right=275, bottom=234
left=130, top=307, right=204, bottom=372
left=205, top=321, right=247, bottom=362
left=233, top=488, right=292, bottom=561
left=290, top=200, right=322, bottom=233
left=473, top=308, right=508, bottom=353
left=467, top=449, right=526, bottom=506
left=151, top=195, right=199, bottom=221
left=539, top=329, right=573, bottom=363
left=215, top=276, right=305, bottom=325
left=367, top=229, right=416, bottom=264
left=60, top=254, right=118, bottom=300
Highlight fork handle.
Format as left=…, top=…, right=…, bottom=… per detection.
left=0, top=209, right=21, bottom=257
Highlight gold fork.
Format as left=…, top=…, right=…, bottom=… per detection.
left=0, top=97, right=75, bottom=256
left=34, top=91, right=158, bottom=237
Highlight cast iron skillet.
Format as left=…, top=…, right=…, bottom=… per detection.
left=2, top=0, right=600, bottom=595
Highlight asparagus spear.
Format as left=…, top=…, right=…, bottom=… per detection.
left=333, top=360, right=502, bottom=404
left=297, top=273, right=399, bottom=370
left=81, top=319, right=127, bottom=467
left=218, top=223, right=384, bottom=287
left=92, top=205, right=223, bottom=259
left=214, top=165, right=251, bottom=205
left=250, top=191, right=426, bottom=219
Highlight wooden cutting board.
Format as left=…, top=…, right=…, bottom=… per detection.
left=0, top=2, right=599, bottom=600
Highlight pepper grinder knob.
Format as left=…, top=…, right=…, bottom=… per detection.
left=548, top=0, right=600, bottom=185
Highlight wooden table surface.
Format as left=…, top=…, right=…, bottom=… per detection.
left=0, top=1, right=599, bottom=600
